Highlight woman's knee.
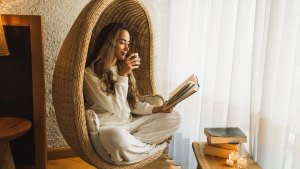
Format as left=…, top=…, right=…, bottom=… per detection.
left=100, top=127, right=131, bottom=149
left=155, top=110, right=182, bottom=129
left=172, top=110, right=181, bottom=120
left=167, top=110, right=182, bottom=128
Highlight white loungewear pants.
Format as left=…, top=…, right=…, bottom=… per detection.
left=90, top=111, right=181, bottom=165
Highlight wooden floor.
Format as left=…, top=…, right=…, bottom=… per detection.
left=47, top=153, right=181, bottom=169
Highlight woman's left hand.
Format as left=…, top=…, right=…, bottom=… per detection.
left=152, top=105, right=175, bottom=113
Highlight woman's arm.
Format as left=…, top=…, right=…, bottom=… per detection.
left=131, top=101, right=155, bottom=115
left=84, top=68, right=129, bottom=114
left=131, top=97, right=175, bottom=115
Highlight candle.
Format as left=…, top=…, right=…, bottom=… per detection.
left=225, top=159, right=234, bottom=167
left=229, top=151, right=239, bottom=161
left=237, top=157, right=248, bottom=168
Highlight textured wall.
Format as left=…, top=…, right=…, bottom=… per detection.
left=0, top=0, right=169, bottom=148
left=0, top=0, right=89, bottom=148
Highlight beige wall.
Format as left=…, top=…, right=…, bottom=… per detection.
left=0, top=0, right=169, bottom=148
left=1, top=0, right=89, bottom=148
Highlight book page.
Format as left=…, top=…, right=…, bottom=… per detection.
left=168, top=81, right=194, bottom=103
left=165, top=74, right=199, bottom=109
left=169, top=74, right=198, bottom=98
left=165, top=84, right=198, bottom=109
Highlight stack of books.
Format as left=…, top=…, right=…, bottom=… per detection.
left=203, top=127, right=247, bottom=158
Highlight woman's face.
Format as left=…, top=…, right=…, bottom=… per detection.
left=114, top=29, right=130, bottom=61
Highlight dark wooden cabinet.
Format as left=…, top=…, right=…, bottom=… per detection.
left=0, top=15, right=46, bottom=169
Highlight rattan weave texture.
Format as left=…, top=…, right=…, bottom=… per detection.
left=52, top=0, right=161, bottom=168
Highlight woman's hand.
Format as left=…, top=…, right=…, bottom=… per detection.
left=152, top=105, right=175, bottom=113
left=118, top=53, right=141, bottom=76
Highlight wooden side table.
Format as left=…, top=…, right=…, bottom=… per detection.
left=0, top=117, right=32, bottom=169
left=192, top=142, right=261, bottom=169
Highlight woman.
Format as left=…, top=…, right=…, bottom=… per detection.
left=84, top=22, right=181, bottom=164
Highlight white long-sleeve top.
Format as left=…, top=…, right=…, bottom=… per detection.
left=84, top=66, right=155, bottom=126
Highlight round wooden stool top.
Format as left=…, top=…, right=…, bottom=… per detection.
left=0, top=117, right=32, bottom=142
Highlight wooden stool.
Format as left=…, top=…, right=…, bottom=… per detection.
left=0, top=117, right=32, bottom=169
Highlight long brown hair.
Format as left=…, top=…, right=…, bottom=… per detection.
left=86, top=23, right=140, bottom=109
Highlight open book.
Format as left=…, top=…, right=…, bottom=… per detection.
left=164, top=74, right=200, bottom=109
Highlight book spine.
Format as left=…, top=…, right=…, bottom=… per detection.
left=204, top=143, right=234, bottom=159
left=212, top=143, right=239, bottom=151
left=207, top=136, right=246, bottom=144
left=206, top=139, right=239, bottom=151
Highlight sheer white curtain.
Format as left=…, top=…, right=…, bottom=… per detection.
left=154, top=0, right=300, bottom=169
left=251, top=0, right=300, bottom=168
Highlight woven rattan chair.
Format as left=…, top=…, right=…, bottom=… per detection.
left=52, top=0, right=164, bottom=168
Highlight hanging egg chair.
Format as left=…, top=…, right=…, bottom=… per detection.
left=52, top=0, right=163, bottom=168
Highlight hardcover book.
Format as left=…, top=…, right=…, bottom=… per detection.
left=164, top=74, right=199, bottom=109
left=204, top=127, right=247, bottom=144
left=203, top=143, right=235, bottom=159
left=207, top=141, right=239, bottom=151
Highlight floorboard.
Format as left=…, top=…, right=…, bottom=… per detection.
left=47, top=153, right=181, bottom=169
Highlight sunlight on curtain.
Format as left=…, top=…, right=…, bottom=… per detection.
left=250, top=0, right=300, bottom=168
left=159, top=0, right=300, bottom=169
